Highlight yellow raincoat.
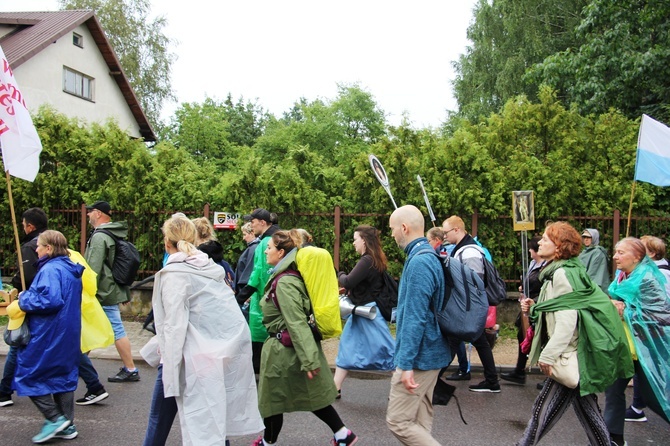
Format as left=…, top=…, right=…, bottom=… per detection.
left=69, top=250, right=114, bottom=352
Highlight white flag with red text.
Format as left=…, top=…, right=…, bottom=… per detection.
left=0, top=44, right=42, bottom=182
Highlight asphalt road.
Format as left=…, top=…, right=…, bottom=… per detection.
left=0, top=358, right=667, bottom=445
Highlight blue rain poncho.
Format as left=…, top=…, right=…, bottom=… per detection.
left=608, top=256, right=670, bottom=423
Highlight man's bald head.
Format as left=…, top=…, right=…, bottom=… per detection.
left=390, top=205, right=425, bottom=249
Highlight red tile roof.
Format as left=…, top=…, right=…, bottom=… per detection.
left=0, top=10, right=155, bottom=141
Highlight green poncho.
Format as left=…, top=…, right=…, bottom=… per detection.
left=608, top=256, right=670, bottom=423
left=529, top=258, right=633, bottom=396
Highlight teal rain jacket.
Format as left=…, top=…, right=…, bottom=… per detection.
left=608, top=256, right=670, bottom=423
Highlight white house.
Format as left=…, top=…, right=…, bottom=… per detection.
left=0, top=10, right=155, bottom=141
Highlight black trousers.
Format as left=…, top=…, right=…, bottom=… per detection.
left=449, top=331, right=498, bottom=383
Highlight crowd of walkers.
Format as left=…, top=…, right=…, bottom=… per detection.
left=2, top=203, right=669, bottom=445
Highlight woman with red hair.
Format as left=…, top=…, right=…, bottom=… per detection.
left=517, top=222, right=631, bottom=446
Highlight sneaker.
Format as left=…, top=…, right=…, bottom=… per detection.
left=32, top=416, right=70, bottom=444
left=625, top=406, right=647, bottom=422
left=76, top=388, right=109, bottom=405
left=537, top=378, right=547, bottom=390
left=336, top=389, right=341, bottom=400
left=469, top=380, right=501, bottom=393
left=250, top=435, right=264, bottom=446
left=108, top=367, right=140, bottom=382
left=0, top=393, right=13, bottom=407
left=54, top=425, right=78, bottom=440
left=331, top=429, right=358, bottom=446
left=500, top=371, right=526, bottom=385
left=445, top=371, right=471, bottom=381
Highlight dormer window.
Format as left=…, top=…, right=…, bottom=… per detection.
left=73, top=32, right=83, bottom=48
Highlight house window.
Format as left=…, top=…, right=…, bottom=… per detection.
left=63, top=67, right=94, bottom=101
left=73, top=32, right=83, bottom=48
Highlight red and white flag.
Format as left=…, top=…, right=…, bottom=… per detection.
left=0, top=44, right=42, bottom=182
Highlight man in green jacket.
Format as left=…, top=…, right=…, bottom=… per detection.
left=84, top=201, right=139, bottom=383
left=578, top=228, right=611, bottom=294
left=236, top=208, right=280, bottom=373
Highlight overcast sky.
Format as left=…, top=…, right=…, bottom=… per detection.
left=2, top=0, right=477, bottom=128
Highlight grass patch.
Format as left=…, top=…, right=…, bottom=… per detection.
left=386, top=321, right=516, bottom=341
left=0, top=315, right=8, bottom=325
left=498, top=322, right=517, bottom=340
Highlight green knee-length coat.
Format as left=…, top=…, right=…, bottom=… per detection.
left=257, top=249, right=337, bottom=418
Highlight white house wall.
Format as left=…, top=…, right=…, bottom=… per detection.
left=13, top=23, right=143, bottom=138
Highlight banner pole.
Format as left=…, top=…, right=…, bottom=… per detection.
left=626, top=181, right=636, bottom=237
left=5, top=170, right=26, bottom=292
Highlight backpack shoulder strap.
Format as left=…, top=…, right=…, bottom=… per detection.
left=416, top=250, right=457, bottom=315
left=91, top=228, right=118, bottom=269
left=268, top=269, right=302, bottom=311
left=94, top=228, right=119, bottom=241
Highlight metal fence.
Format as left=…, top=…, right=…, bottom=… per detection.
left=2, top=206, right=669, bottom=290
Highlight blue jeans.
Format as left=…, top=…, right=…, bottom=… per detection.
left=0, top=346, right=17, bottom=395
left=79, top=353, right=105, bottom=393
left=445, top=339, right=470, bottom=374
left=455, top=341, right=470, bottom=373
left=143, top=365, right=178, bottom=446
left=102, top=304, right=127, bottom=340
left=143, top=366, right=230, bottom=446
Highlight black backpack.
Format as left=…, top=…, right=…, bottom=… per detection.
left=95, top=229, right=140, bottom=287
left=376, top=271, right=398, bottom=322
left=457, top=245, right=507, bottom=306
left=419, top=251, right=489, bottom=343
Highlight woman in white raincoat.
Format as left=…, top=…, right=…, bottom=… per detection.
left=143, top=213, right=263, bottom=446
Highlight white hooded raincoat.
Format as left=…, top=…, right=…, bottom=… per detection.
left=152, top=251, right=263, bottom=445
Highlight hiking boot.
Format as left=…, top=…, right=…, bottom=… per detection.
left=331, top=429, right=358, bottom=446
left=0, top=393, right=13, bottom=407
left=54, top=425, right=78, bottom=440
left=76, top=388, right=109, bottom=405
left=625, top=406, right=647, bottom=422
left=32, top=416, right=70, bottom=444
left=469, top=380, right=501, bottom=393
left=445, top=371, right=471, bottom=381
left=500, top=371, right=526, bottom=385
left=108, top=367, right=140, bottom=382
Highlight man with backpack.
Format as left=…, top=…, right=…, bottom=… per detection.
left=85, top=201, right=139, bottom=383
left=386, top=205, right=450, bottom=445
left=235, top=208, right=281, bottom=374
left=442, top=215, right=501, bottom=393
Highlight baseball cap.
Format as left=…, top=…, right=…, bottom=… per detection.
left=7, top=300, right=26, bottom=330
left=243, top=208, right=272, bottom=223
left=581, top=230, right=592, bottom=238
left=86, top=200, right=112, bottom=216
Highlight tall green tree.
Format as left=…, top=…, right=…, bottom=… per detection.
left=165, top=98, right=232, bottom=162
left=223, top=94, right=271, bottom=148
left=59, top=0, right=176, bottom=130
left=529, top=0, right=670, bottom=123
left=452, top=0, right=588, bottom=121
